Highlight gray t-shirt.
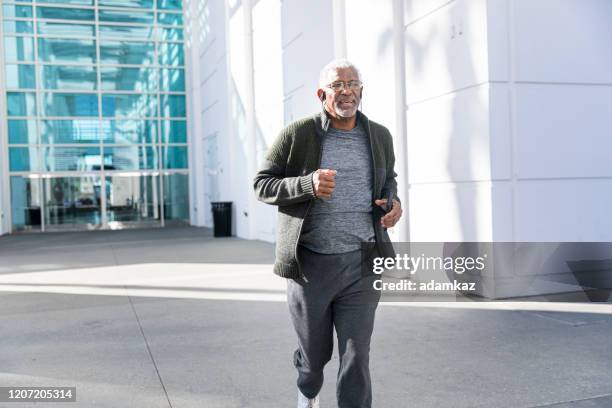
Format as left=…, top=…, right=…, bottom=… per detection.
left=299, top=123, right=375, bottom=254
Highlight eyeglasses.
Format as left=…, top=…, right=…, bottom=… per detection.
left=326, top=80, right=363, bottom=92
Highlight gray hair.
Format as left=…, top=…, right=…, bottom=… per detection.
left=318, top=59, right=362, bottom=88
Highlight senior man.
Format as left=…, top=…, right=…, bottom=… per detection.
left=253, top=59, right=402, bottom=408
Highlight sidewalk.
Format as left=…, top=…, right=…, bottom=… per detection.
left=0, top=228, right=611, bottom=408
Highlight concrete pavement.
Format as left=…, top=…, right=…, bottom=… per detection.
left=0, top=227, right=611, bottom=408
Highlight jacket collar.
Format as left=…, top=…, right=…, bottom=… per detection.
left=316, top=109, right=369, bottom=135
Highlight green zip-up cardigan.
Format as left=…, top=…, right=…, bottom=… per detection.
left=253, top=110, right=399, bottom=279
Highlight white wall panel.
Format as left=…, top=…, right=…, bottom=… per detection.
left=253, top=0, right=284, bottom=152
left=515, top=179, right=612, bottom=241
left=252, top=0, right=284, bottom=242
left=408, top=182, right=496, bottom=241
left=406, top=84, right=495, bottom=183
left=515, top=84, right=612, bottom=179
left=488, top=84, right=512, bottom=180
left=281, top=0, right=333, bottom=106
left=404, top=0, right=455, bottom=25
left=405, top=0, right=489, bottom=103
left=490, top=182, right=513, bottom=241
left=345, top=0, right=396, bottom=138
left=282, top=87, right=313, bottom=125
left=513, top=0, right=612, bottom=84
left=281, top=34, right=327, bottom=120
left=280, top=0, right=332, bottom=52
left=198, top=0, right=228, bottom=80
left=486, top=0, right=509, bottom=82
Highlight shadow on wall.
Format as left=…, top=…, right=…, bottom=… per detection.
left=445, top=6, right=483, bottom=243
left=406, top=2, right=484, bottom=242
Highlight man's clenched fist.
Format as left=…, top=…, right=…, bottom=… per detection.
left=312, top=169, right=337, bottom=199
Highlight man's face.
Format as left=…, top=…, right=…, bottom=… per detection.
left=320, top=67, right=362, bottom=119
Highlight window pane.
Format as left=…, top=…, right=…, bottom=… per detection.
left=101, top=120, right=157, bottom=144
left=8, top=119, right=37, bottom=144
left=100, top=41, right=155, bottom=65
left=11, top=176, right=42, bottom=231
left=160, top=94, right=185, bottom=117
left=3, top=5, right=33, bottom=18
left=157, top=0, right=182, bottom=10
left=44, top=176, right=102, bottom=229
left=38, top=38, right=96, bottom=63
left=106, top=174, right=160, bottom=224
left=160, top=120, right=186, bottom=143
left=100, top=25, right=155, bottom=39
left=5, top=64, right=36, bottom=89
left=98, top=0, right=153, bottom=8
left=158, top=42, right=184, bottom=66
left=157, top=12, right=183, bottom=26
left=102, top=94, right=156, bottom=118
left=4, top=36, right=34, bottom=61
left=163, top=173, right=189, bottom=222
left=9, top=147, right=38, bottom=171
left=101, top=67, right=157, bottom=92
left=159, top=68, right=184, bottom=92
left=103, top=146, right=157, bottom=170
left=99, top=10, right=154, bottom=24
left=42, top=93, right=99, bottom=117
left=162, top=146, right=187, bottom=169
left=7, top=92, right=36, bottom=116
left=37, top=7, right=95, bottom=21
left=160, top=28, right=183, bottom=41
left=3, top=20, right=33, bottom=34
left=37, top=22, right=95, bottom=37
left=43, top=147, right=101, bottom=171
left=41, top=119, right=100, bottom=144
left=41, top=65, right=97, bottom=90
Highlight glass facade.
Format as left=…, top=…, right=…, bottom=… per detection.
left=2, top=0, right=189, bottom=232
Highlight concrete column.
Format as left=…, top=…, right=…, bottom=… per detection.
left=332, top=0, right=347, bottom=58
left=392, top=0, right=410, bottom=242
left=243, top=0, right=258, bottom=239
left=185, top=0, right=206, bottom=226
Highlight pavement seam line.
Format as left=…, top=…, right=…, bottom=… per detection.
left=128, top=296, right=174, bottom=408
left=528, top=392, right=612, bottom=407
left=111, top=243, right=174, bottom=408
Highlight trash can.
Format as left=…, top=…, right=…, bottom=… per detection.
left=211, top=201, right=232, bottom=237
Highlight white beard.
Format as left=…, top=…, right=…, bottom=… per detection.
left=334, top=103, right=358, bottom=118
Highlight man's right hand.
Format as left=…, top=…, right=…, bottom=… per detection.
left=312, top=169, right=337, bottom=199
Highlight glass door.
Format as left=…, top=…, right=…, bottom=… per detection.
left=105, top=173, right=161, bottom=229
left=43, top=175, right=102, bottom=231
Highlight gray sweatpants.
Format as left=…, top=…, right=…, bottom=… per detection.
left=287, top=245, right=381, bottom=408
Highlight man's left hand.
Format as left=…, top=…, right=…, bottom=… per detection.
left=374, top=198, right=403, bottom=228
